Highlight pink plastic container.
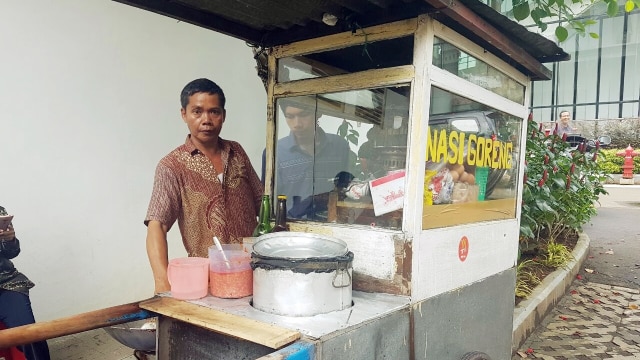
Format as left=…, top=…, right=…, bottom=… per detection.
left=208, top=244, right=253, bottom=298
left=167, top=257, right=209, bottom=300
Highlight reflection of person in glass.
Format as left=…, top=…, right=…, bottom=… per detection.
left=357, top=127, right=381, bottom=178
left=264, top=97, right=350, bottom=219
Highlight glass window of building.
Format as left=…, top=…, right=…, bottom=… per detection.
left=274, top=85, right=410, bottom=230
left=530, top=10, right=640, bottom=122
left=423, top=87, right=522, bottom=229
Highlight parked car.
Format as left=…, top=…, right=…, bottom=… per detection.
left=428, top=110, right=516, bottom=197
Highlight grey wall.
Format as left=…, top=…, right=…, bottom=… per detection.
left=412, top=269, right=516, bottom=359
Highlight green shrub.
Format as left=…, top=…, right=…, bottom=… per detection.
left=572, top=119, right=640, bottom=149
left=601, top=119, right=640, bottom=148
left=539, top=242, right=574, bottom=269
left=520, top=118, right=608, bottom=243
left=598, top=161, right=620, bottom=173
left=598, top=148, right=640, bottom=174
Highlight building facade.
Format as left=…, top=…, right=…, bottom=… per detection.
left=528, top=6, right=640, bottom=122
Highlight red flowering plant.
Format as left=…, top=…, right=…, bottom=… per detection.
left=520, top=114, right=608, bottom=248
left=517, top=115, right=608, bottom=301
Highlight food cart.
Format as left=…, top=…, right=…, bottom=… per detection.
left=114, top=1, right=569, bottom=359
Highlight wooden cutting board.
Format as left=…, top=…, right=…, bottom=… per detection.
left=139, top=297, right=300, bottom=349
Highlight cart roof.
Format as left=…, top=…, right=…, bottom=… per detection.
left=114, top=0, right=569, bottom=80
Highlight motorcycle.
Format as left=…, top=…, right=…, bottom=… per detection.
left=565, top=134, right=611, bottom=151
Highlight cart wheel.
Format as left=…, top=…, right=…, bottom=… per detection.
left=461, top=351, right=491, bottom=360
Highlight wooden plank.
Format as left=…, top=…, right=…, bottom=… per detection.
left=0, top=300, right=153, bottom=348
left=264, top=53, right=277, bottom=197
left=403, top=14, right=432, bottom=237
left=274, top=66, right=414, bottom=98
left=139, top=297, right=300, bottom=349
left=422, top=198, right=516, bottom=229
left=273, top=18, right=418, bottom=59
left=336, top=201, right=374, bottom=209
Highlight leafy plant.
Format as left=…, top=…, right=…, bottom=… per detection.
left=337, top=120, right=360, bottom=147
left=516, top=260, right=542, bottom=298
left=510, top=0, right=638, bottom=41
left=517, top=114, right=609, bottom=301
left=336, top=120, right=361, bottom=176
left=601, top=118, right=640, bottom=148
left=539, top=241, right=574, bottom=268
left=598, top=148, right=640, bottom=174
left=520, top=116, right=608, bottom=243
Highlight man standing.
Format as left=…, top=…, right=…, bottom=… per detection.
left=145, top=78, right=262, bottom=294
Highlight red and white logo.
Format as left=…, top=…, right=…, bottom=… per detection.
left=458, top=236, right=469, bottom=262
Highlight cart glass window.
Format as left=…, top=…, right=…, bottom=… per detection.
left=422, top=87, right=522, bottom=229
left=432, top=37, right=525, bottom=105
left=278, top=36, right=414, bottom=82
left=273, top=85, right=410, bottom=229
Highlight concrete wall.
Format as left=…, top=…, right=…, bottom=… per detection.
left=0, top=0, right=266, bottom=321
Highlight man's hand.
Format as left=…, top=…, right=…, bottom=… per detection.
left=0, top=225, right=15, bottom=241
left=154, top=279, right=171, bottom=294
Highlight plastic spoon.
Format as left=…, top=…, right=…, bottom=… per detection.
left=213, top=236, right=231, bottom=269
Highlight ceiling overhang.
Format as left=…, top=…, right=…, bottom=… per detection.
left=113, top=0, right=569, bottom=80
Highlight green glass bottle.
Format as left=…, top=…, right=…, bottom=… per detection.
left=253, top=195, right=272, bottom=236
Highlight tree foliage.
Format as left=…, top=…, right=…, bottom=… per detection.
left=511, top=0, right=639, bottom=41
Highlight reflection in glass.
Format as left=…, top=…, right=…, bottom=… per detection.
left=272, top=85, right=410, bottom=229
left=423, top=87, right=522, bottom=229
left=278, top=36, right=414, bottom=82
left=432, top=37, right=525, bottom=105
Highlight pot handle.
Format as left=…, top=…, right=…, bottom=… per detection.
left=332, top=262, right=351, bottom=288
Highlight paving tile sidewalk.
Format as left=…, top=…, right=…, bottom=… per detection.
left=513, top=282, right=640, bottom=359
left=48, top=329, right=142, bottom=360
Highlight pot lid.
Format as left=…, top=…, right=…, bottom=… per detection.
left=252, top=232, right=348, bottom=259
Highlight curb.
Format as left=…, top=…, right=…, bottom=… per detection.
left=511, top=232, right=590, bottom=352
left=604, top=174, right=640, bottom=185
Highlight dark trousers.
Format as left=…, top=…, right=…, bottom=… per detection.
left=0, top=289, right=51, bottom=360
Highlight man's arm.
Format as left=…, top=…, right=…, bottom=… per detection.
left=146, top=220, right=170, bottom=294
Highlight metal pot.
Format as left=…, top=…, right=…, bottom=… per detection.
left=103, top=319, right=156, bottom=352
left=251, top=232, right=353, bottom=317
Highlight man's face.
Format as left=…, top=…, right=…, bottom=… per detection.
left=559, top=111, right=571, bottom=125
left=181, top=93, right=226, bottom=146
left=284, top=106, right=315, bottom=140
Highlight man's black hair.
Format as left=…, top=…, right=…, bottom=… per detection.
left=278, top=96, right=315, bottom=113
left=180, top=78, right=226, bottom=109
